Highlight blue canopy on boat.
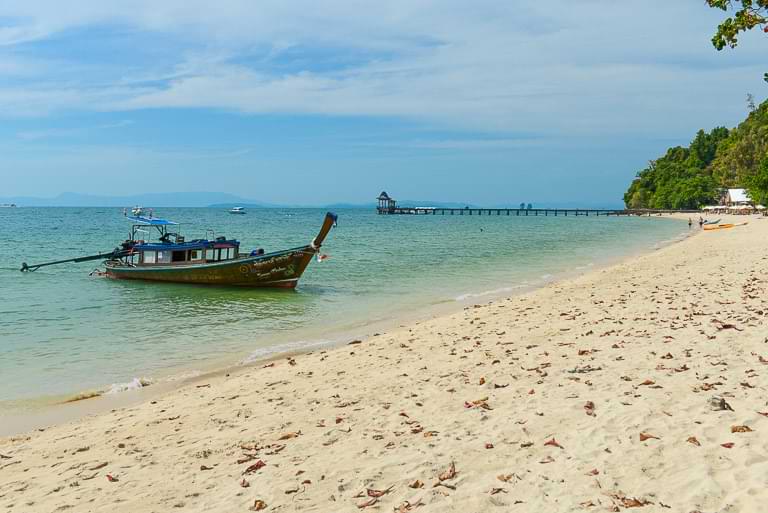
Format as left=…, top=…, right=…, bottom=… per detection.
left=127, top=216, right=178, bottom=226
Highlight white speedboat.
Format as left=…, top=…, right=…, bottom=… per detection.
left=229, top=207, right=247, bottom=215
left=131, top=206, right=145, bottom=216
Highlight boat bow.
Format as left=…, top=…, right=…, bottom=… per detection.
left=312, top=212, right=338, bottom=250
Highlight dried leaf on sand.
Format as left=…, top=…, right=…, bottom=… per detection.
left=250, top=499, right=267, bottom=511
left=366, top=485, right=394, bottom=498
left=544, top=437, right=564, bottom=449
left=243, top=460, right=267, bottom=475
left=438, top=461, right=457, bottom=481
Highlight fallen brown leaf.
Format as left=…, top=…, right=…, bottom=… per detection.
left=356, top=497, right=378, bottom=509
left=639, top=432, right=659, bottom=441
left=408, top=479, right=424, bottom=489
left=395, top=500, right=424, bottom=512
left=366, top=485, right=394, bottom=498
left=686, top=436, right=701, bottom=446
left=243, top=460, right=267, bottom=475
left=250, top=499, right=267, bottom=511
left=620, top=497, right=652, bottom=508
left=438, top=461, right=457, bottom=481
left=731, top=425, right=753, bottom=433
left=544, top=437, right=564, bottom=449
left=278, top=431, right=301, bottom=440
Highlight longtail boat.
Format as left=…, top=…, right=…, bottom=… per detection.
left=21, top=212, right=338, bottom=288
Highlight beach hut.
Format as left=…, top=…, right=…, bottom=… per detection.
left=724, top=188, right=751, bottom=207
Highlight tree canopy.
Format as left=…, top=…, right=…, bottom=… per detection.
left=624, top=100, right=768, bottom=209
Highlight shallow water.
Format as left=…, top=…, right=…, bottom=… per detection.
left=0, top=207, right=688, bottom=407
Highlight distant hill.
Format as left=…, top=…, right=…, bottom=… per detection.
left=624, top=99, right=768, bottom=209
left=0, top=192, right=269, bottom=207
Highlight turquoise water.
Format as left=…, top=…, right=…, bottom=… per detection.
left=0, top=208, right=688, bottom=407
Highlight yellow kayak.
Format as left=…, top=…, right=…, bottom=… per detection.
left=703, top=222, right=748, bottom=231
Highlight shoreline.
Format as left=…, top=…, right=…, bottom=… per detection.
left=1, top=215, right=692, bottom=436
left=1, top=215, right=694, bottom=433
left=2, top=214, right=764, bottom=512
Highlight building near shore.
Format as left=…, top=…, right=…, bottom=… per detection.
left=722, top=188, right=751, bottom=207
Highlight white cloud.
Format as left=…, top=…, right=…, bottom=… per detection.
left=0, top=1, right=765, bottom=136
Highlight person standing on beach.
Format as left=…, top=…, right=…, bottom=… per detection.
left=699, top=217, right=704, bottom=228
left=688, top=218, right=692, bottom=229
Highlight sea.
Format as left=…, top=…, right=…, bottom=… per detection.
left=0, top=207, right=689, bottom=411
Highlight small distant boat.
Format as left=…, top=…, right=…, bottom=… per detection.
left=131, top=206, right=145, bottom=216
left=20, top=212, right=338, bottom=288
left=0, top=203, right=16, bottom=208
left=229, top=207, right=247, bottom=215
left=703, top=219, right=720, bottom=225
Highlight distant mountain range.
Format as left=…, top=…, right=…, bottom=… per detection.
left=0, top=192, right=273, bottom=208
left=0, top=192, right=623, bottom=210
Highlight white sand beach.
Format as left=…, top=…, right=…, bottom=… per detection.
left=2, top=214, right=766, bottom=512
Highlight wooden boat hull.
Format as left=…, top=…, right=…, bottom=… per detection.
left=104, top=246, right=316, bottom=287
left=102, top=212, right=337, bottom=288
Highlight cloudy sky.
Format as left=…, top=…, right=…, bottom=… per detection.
left=0, top=1, right=765, bottom=205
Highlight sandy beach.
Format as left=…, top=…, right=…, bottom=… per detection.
left=2, top=214, right=766, bottom=512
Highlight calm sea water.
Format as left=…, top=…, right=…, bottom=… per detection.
left=0, top=207, right=688, bottom=408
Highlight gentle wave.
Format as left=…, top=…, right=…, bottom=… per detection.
left=105, top=377, right=153, bottom=395
left=455, top=284, right=528, bottom=302
left=240, top=339, right=335, bottom=365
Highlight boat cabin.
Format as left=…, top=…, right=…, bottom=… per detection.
left=125, top=216, right=240, bottom=267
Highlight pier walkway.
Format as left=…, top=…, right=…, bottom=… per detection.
left=376, top=207, right=700, bottom=216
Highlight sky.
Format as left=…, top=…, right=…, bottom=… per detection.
left=0, top=1, right=766, bottom=206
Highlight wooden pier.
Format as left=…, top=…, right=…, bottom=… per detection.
left=375, top=192, right=700, bottom=217
left=376, top=207, right=698, bottom=216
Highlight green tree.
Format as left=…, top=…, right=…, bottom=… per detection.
left=745, top=156, right=768, bottom=205
left=707, top=0, right=768, bottom=82
left=623, top=128, right=726, bottom=209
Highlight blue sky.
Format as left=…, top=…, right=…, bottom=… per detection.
left=0, top=1, right=766, bottom=206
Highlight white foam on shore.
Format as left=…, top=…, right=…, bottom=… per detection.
left=455, top=284, right=528, bottom=302
left=105, top=377, right=152, bottom=395
left=240, top=339, right=335, bottom=365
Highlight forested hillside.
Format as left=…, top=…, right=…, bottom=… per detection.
left=624, top=100, right=768, bottom=208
